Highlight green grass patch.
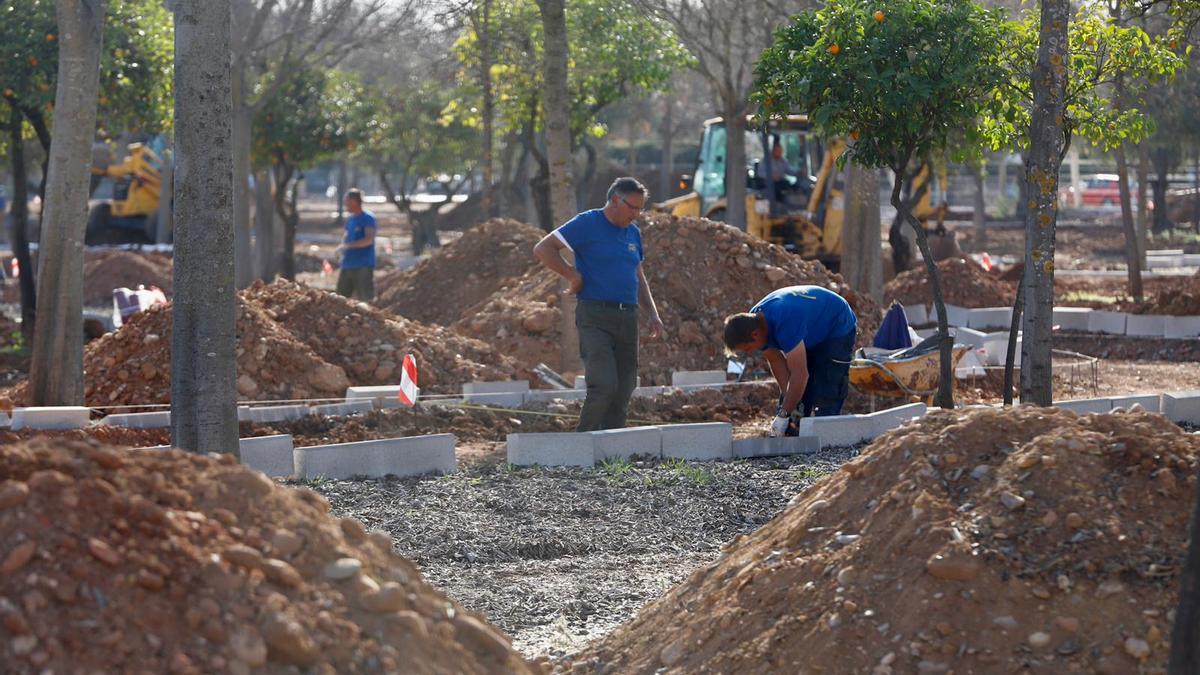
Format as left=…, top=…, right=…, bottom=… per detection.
left=1060, top=291, right=1120, bottom=306
left=791, top=465, right=830, bottom=482
left=662, top=457, right=712, bottom=485
left=599, top=456, right=634, bottom=477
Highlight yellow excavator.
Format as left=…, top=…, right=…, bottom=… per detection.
left=86, top=142, right=164, bottom=245
left=655, top=115, right=947, bottom=270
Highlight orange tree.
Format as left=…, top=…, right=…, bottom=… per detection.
left=755, top=0, right=1009, bottom=409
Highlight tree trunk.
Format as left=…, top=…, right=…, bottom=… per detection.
left=577, top=138, right=597, bottom=208
left=1115, top=145, right=1144, bottom=301
left=996, top=153, right=1008, bottom=212
left=972, top=164, right=987, bottom=250
left=231, top=104, right=254, bottom=288
left=8, top=109, right=36, bottom=339
left=892, top=171, right=953, bottom=409
left=723, top=100, right=747, bottom=230
left=537, top=0, right=579, bottom=373
left=156, top=146, right=174, bottom=243
left=1136, top=143, right=1149, bottom=249
left=171, top=0, right=238, bottom=456
left=479, top=0, right=495, bottom=218
left=1152, top=148, right=1172, bottom=233
left=1171, top=467, right=1200, bottom=672
left=627, top=106, right=638, bottom=174
left=1019, top=0, right=1070, bottom=407
left=254, top=166, right=276, bottom=280
left=335, top=156, right=347, bottom=224
left=660, top=94, right=674, bottom=199
left=842, top=163, right=882, bottom=302
left=29, top=0, right=107, bottom=406
left=1003, top=278, right=1023, bottom=406
left=273, top=163, right=297, bottom=281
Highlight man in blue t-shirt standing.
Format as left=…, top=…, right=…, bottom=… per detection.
left=533, top=177, right=666, bottom=431
left=336, top=188, right=376, bottom=301
left=723, top=285, right=858, bottom=435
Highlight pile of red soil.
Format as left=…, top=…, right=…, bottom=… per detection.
left=885, top=257, right=1015, bottom=308
left=454, top=213, right=881, bottom=384
left=0, top=438, right=535, bottom=673
left=82, top=250, right=173, bottom=307
left=581, top=406, right=1197, bottom=674
left=1138, top=270, right=1200, bottom=315
left=376, top=218, right=545, bottom=325
left=242, top=280, right=520, bottom=389
left=3, top=280, right=519, bottom=408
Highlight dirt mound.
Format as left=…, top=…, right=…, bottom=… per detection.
left=6, top=298, right=341, bottom=408
left=82, top=250, right=173, bottom=307
left=583, top=407, right=1197, bottom=674
left=376, top=218, right=545, bottom=325
left=884, top=257, right=1015, bottom=309
left=455, top=213, right=881, bottom=383
left=0, top=438, right=535, bottom=673
left=241, top=279, right=520, bottom=390
left=1138, top=270, right=1200, bottom=315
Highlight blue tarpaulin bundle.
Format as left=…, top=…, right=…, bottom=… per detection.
left=873, top=301, right=913, bottom=350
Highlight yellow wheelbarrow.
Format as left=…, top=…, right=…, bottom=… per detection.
left=850, top=335, right=970, bottom=405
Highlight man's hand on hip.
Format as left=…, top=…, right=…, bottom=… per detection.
left=646, top=314, right=665, bottom=340
left=564, top=270, right=583, bottom=295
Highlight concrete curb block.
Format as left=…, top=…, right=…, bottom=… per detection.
left=1052, top=307, right=1093, bottom=332
left=11, top=407, right=91, bottom=431
left=904, top=304, right=929, bottom=326
left=865, top=403, right=928, bottom=436
left=1087, top=311, right=1127, bottom=335
left=798, top=414, right=877, bottom=448
left=239, top=435, right=295, bottom=477
left=1054, top=398, right=1113, bottom=414
left=932, top=304, right=970, bottom=328
left=661, top=423, right=733, bottom=461
left=1125, top=314, right=1166, bottom=338
left=1108, top=394, right=1162, bottom=413
left=507, top=432, right=595, bottom=468
left=732, top=436, right=820, bottom=458
left=591, top=426, right=663, bottom=462
left=951, top=326, right=990, bottom=349
left=524, top=389, right=587, bottom=403
left=671, top=370, right=726, bottom=387
left=294, top=434, right=455, bottom=480
left=632, top=386, right=667, bottom=398
left=1165, top=316, right=1200, bottom=339
left=345, top=385, right=405, bottom=409
left=982, top=333, right=1020, bottom=367
left=463, top=380, right=529, bottom=408
left=101, top=411, right=171, bottom=429
left=310, top=400, right=375, bottom=417
left=242, top=405, right=311, bottom=424
left=1163, top=391, right=1200, bottom=425
left=967, top=307, right=1013, bottom=330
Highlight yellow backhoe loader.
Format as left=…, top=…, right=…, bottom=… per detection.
left=86, top=142, right=164, bottom=245
left=655, top=115, right=947, bottom=270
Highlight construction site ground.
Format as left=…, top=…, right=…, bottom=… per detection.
left=2, top=210, right=1200, bottom=671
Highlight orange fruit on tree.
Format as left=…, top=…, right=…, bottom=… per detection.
left=38, top=83, right=49, bottom=92
left=28, top=56, right=39, bottom=67
left=874, top=10, right=885, bottom=23
left=46, top=33, right=55, bottom=42
left=1127, top=47, right=1137, bottom=56
left=828, top=43, right=841, bottom=55
left=850, top=130, right=860, bottom=141
left=1169, top=39, right=1178, bottom=49
left=2, top=89, right=12, bottom=98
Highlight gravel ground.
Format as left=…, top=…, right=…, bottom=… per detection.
left=307, top=449, right=859, bottom=658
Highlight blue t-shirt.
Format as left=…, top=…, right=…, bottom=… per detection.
left=553, top=208, right=644, bottom=305
left=752, top=285, right=857, bottom=353
left=342, top=210, right=376, bottom=269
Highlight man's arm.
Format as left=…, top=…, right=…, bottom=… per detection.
left=533, top=234, right=583, bottom=294
left=762, top=349, right=790, bottom=393
left=636, top=264, right=664, bottom=339
left=779, top=342, right=810, bottom=414
left=343, top=226, right=375, bottom=249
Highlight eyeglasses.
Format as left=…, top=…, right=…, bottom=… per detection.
left=620, top=196, right=647, bottom=213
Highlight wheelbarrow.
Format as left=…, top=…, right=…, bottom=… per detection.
left=849, top=334, right=970, bottom=406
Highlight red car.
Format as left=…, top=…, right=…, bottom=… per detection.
left=1060, top=174, right=1132, bottom=207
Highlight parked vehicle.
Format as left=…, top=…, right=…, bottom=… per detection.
left=1061, top=174, right=1132, bottom=207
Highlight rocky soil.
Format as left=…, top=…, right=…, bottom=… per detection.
left=0, top=438, right=536, bottom=673
left=311, top=448, right=857, bottom=659
left=579, top=407, right=1199, bottom=674
left=884, top=257, right=1015, bottom=309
